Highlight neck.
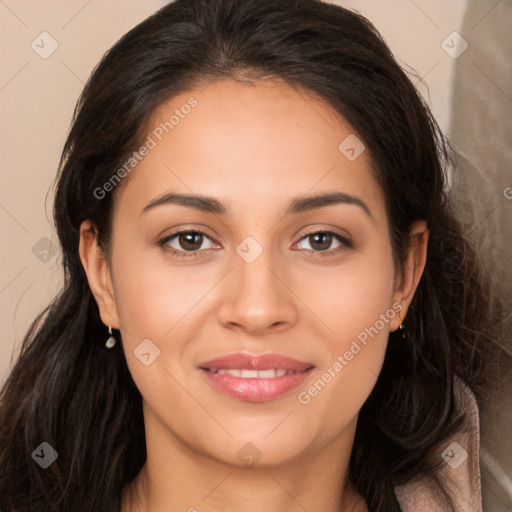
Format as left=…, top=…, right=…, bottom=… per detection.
left=121, top=407, right=367, bottom=512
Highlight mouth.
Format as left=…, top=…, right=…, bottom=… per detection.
left=198, top=352, right=314, bottom=402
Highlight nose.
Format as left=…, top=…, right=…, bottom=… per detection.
left=217, top=241, right=298, bottom=336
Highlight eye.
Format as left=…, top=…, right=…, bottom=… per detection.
left=157, top=229, right=352, bottom=259
left=158, top=230, right=218, bottom=258
left=294, top=230, right=352, bottom=255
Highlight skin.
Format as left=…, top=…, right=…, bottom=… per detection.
left=79, top=78, right=428, bottom=512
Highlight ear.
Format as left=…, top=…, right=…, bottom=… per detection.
left=78, top=219, right=120, bottom=329
left=390, top=220, right=429, bottom=331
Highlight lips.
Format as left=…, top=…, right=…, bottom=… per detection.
left=199, top=353, right=314, bottom=402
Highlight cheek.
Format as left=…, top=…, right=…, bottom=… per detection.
left=108, top=240, right=232, bottom=415
left=294, top=240, right=396, bottom=346
left=293, top=246, right=396, bottom=424
left=110, top=241, right=214, bottom=343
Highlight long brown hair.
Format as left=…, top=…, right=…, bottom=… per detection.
left=0, top=1, right=503, bottom=510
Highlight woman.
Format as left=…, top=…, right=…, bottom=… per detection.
left=0, top=0, right=503, bottom=510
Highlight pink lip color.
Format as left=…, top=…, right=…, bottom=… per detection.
left=199, top=353, right=314, bottom=402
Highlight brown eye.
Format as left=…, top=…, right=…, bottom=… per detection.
left=295, top=231, right=352, bottom=255
left=177, top=232, right=204, bottom=251
left=309, top=232, right=334, bottom=251
left=158, top=230, right=217, bottom=257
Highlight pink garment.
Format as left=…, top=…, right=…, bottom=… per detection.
left=394, top=377, right=482, bottom=511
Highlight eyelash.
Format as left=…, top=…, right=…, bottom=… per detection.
left=157, top=229, right=352, bottom=259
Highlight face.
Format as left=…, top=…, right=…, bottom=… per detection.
left=81, top=78, right=426, bottom=468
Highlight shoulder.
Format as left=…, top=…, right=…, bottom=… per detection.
left=394, top=376, right=482, bottom=512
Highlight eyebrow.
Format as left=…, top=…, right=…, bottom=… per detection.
left=141, top=191, right=372, bottom=218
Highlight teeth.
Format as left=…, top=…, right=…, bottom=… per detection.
left=257, top=369, right=276, bottom=378
left=217, top=369, right=240, bottom=376
left=213, top=369, right=294, bottom=378
left=241, top=369, right=259, bottom=378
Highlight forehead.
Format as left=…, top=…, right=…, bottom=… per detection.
left=114, top=78, right=385, bottom=220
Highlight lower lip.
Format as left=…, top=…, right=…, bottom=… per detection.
left=201, top=369, right=313, bottom=402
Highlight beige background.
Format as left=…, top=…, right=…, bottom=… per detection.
left=0, top=0, right=468, bottom=382
left=1, top=0, right=510, bottom=510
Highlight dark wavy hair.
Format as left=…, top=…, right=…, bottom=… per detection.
left=0, top=0, right=503, bottom=510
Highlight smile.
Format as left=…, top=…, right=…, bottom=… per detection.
left=209, top=368, right=301, bottom=378
left=199, top=352, right=314, bottom=402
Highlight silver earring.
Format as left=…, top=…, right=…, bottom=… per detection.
left=105, top=326, right=117, bottom=348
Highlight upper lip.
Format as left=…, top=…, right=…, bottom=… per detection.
left=199, top=352, right=314, bottom=371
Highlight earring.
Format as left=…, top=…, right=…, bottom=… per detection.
left=105, top=326, right=117, bottom=348
left=397, top=307, right=407, bottom=340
